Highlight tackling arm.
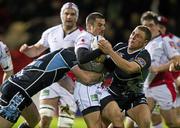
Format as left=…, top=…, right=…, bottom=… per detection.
left=71, top=65, right=103, bottom=85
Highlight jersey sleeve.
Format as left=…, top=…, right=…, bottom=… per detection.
left=163, top=37, right=179, bottom=59
left=134, top=49, right=151, bottom=70
left=38, top=29, right=50, bottom=48
left=75, top=32, right=92, bottom=54
left=0, top=42, right=13, bottom=71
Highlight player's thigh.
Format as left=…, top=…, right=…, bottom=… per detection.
left=40, top=98, right=59, bottom=108
left=83, top=111, right=102, bottom=128
left=101, top=100, right=124, bottom=124
left=127, top=104, right=151, bottom=126
left=57, top=75, right=75, bottom=93
left=21, top=102, right=40, bottom=127
left=0, top=116, right=13, bottom=128
left=160, top=108, right=178, bottom=125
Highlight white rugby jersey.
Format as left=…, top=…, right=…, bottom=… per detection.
left=74, top=31, right=94, bottom=54
left=162, top=34, right=180, bottom=53
left=38, top=24, right=84, bottom=52
left=171, top=35, right=180, bottom=52
left=0, top=41, right=13, bottom=71
left=146, top=36, right=179, bottom=66
left=144, top=36, right=179, bottom=86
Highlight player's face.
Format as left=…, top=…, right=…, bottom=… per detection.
left=128, top=27, right=147, bottom=51
left=90, top=18, right=105, bottom=36
left=61, top=8, right=77, bottom=29
left=141, top=20, right=160, bottom=38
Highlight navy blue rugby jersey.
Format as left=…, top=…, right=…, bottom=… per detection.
left=107, top=42, right=151, bottom=95
left=9, top=48, right=78, bottom=96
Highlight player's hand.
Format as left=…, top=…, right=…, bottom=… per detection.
left=98, top=40, right=113, bottom=54
left=169, top=62, right=180, bottom=71
left=19, top=44, right=28, bottom=53
left=149, top=66, right=159, bottom=74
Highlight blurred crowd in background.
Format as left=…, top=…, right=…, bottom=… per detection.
left=0, top=0, right=179, bottom=48
left=0, top=1, right=180, bottom=127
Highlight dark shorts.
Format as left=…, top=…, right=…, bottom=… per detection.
left=0, top=80, right=32, bottom=123
left=109, top=91, right=147, bottom=113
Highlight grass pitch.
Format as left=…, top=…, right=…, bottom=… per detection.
left=13, top=116, right=87, bottom=128
left=12, top=116, right=168, bottom=128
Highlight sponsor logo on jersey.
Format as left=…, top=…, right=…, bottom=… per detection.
left=136, top=57, right=146, bottom=67
left=90, top=94, right=98, bottom=101
left=42, top=89, right=49, bottom=96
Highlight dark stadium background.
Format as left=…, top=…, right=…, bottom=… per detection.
left=0, top=0, right=179, bottom=91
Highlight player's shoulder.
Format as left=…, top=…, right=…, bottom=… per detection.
left=0, top=41, right=7, bottom=50
left=43, top=24, right=61, bottom=34
left=113, top=42, right=127, bottom=51
left=76, top=30, right=92, bottom=41
left=70, top=27, right=85, bottom=37
left=77, top=26, right=85, bottom=32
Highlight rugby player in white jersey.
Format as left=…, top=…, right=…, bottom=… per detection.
left=150, top=15, right=180, bottom=128
left=19, top=2, right=83, bottom=128
left=74, top=12, right=124, bottom=128
left=0, top=41, right=13, bottom=83
left=141, top=11, right=180, bottom=128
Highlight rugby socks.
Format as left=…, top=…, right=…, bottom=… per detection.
left=18, top=122, right=31, bottom=128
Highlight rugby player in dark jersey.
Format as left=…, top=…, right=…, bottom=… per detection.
left=98, top=25, right=152, bottom=128
left=0, top=47, right=103, bottom=128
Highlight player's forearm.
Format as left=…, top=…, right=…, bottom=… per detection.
left=3, top=70, right=13, bottom=83
left=151, top=60, right=173, bottom=73
left=108, top=50, right=139, bottom=73
left=77, top=48, right=102, bottom=64
left=72, top=66, right=103, bottom=85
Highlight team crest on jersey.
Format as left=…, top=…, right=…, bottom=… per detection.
left=169, top=41, right=176, bottom=48
left=135, top=57, right=146, bottom=67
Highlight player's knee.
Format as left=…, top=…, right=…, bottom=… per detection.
left=58, top=113, right=75, bottom=128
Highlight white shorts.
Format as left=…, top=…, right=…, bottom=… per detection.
left=144, top=84, right=176, bottom=110
left=39, top=82, right=77, bottom=113
left=74, top=81, right=111, bottom=112
left=174, top=94, right=180, bottom=108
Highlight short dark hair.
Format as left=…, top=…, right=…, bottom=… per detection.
left=137, top=25, right=152, bottom=42
left=140, top=11, right=159, bottom=25
left=86, top=12, right=105, bottom=25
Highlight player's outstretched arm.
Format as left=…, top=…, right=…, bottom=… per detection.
left=19, top=43, right=47, bottom=58
left=71, top=65, right=103, bottom=85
